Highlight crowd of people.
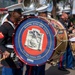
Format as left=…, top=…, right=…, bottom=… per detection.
left=0, top=7, right=75, bottom=75
left=57, top=12, right=75, bottom=71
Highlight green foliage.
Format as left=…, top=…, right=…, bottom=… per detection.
left=0, top=0, right=17, bottom=8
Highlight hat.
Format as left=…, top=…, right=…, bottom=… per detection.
left=37, top=8, right=47, bottom=14
left=13, top=8, right=23, bottom=14
left=36, top=5, right=48, bottom=13
left=6, top=3, right=23, bottom=14
left=47, top=1, right=53, bottom=12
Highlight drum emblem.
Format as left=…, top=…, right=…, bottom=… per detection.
left=13, top=17, right=55, bottom=66
left=25, top=28, right=44, bottom=50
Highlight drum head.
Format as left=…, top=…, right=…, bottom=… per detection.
left=13, top=16, right=55, bottom=66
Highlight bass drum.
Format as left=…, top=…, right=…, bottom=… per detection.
left=69, top=37, right=75, bottom=56
left=13, top=16, right=68, bottom=66
left=69, top=29, right=75, bottom=56
left=71, top=42, right=75, bottom=55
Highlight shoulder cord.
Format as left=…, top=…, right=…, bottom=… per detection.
left=6, top=20, right=15, bottom=29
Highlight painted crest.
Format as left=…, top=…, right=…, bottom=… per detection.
left=25, top=28, right=44, bottom=50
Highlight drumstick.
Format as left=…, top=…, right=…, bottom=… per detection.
left=0, top=58, right=5, bottom=62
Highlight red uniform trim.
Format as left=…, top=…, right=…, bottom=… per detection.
left=0, top=32, right=4, bottom=39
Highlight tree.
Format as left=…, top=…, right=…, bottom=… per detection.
left=51, top=0, right=57, bottom=19
left=51, top=0, right=72, bottom=18
left=11, top=0, right=16, bottom=2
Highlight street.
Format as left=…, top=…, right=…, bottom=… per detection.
left=0, top=62, right=75, bottom=75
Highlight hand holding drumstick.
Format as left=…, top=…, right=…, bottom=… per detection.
left=0, top=51, right=10, bottom=61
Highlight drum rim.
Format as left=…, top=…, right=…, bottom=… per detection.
left=12, top=16, right=56, bottom=66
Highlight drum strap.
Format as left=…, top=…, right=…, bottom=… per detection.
left=4, top=21, right=15, bottom=49
left=5, top=44, right=13, bottom=49
left=6, top=21, right=15, bottom=29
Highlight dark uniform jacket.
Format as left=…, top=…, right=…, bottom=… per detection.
left=59, top=18, right=69, bottom=30
left=0, top=21, right=22, bottom=68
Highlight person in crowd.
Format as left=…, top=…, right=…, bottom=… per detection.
left=69, top=26, right=75, bottom=56
left=0, top=8, right=23, bottom=75
left=58, top=12, right=75, bottom=71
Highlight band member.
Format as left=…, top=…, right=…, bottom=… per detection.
left=25, top=10, right=47, bottom=75
left=0, top=8, right=23, bottom=75
left=58, top=12, right=74, bottom=71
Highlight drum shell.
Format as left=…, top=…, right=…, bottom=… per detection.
left=71, top=42, right=75, bottom=55
left=46, top=18, right=68, bottom=63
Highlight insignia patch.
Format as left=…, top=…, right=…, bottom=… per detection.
left=25, top=28, right=44, bottom=50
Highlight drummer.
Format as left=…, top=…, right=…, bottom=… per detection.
left=58, top=12, right=75, bottom=71
left=25, top=9, right=48, bottom=75
left=0, top=8, right=23, bottom=75
left=35, top=9, right=48, bottom=75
